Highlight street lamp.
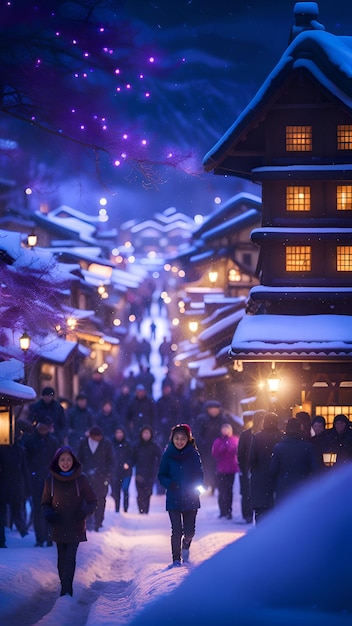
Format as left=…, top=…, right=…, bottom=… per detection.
left=208, top=270, right=218, bottom=287
left=19, top=331, right=31, bottom=352
left=188, top=320, right=199, bottom=344
left=27, top=232, right=38, bottom=248
left=267, top=362, right=280, bottom=405
left=188, top=321, right=199, bottom=334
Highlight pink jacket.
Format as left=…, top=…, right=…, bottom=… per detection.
left=212, top=435, right=239, bottom=474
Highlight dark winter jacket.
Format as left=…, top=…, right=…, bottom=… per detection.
left=133, top=429, right=162, bottom=486
left=114, top=390, right=133, bottom=427
left=269, top=434, right=318, bottom=502
left=111, top=430, right=134, bottom=481
left=237, top=427, right=253, bottom=476
left=28, top=398, right=67, bottom=444
left=158, top=441, right=203, bottom=511
left=67, top=404, right=94, bottom=451
left=83, top=378, right=114, bottom=413
left=0, top=442, right=31, bottom=501
left=23, top=429, right=59, bottom=485
left=195, top=411, right=236, bottom=457
left=41, top=446, right=97, bottom=543
left=155, top=393, right=180, bottom=446
left=96, top=409, right=119, bottom=439
left=249, top=427, right=284, bottom=510
left=126, top=396, right=156, bottom=442
left=77, top=436, right=114, bottom=489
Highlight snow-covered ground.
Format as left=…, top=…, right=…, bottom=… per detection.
left=0, top=477, right=246, bottom=626
left=1, top=466, right=352, bottom=625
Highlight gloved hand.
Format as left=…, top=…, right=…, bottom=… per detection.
left=74, top=508, right=87, bottom=521
left=46, top=510, right=59, bottom=524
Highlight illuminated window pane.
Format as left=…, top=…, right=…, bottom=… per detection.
left=337, top=185, right=352, bottom=210
left=337, top=246, right=352, bottom=271
left=286, top=246, right=311, bottom=271
left=337, top=125, right=352, bottom=150
left=286, top=186, right=311, bottom=211
left=286, top=126, right=312, bottom=151
left=228, top=268, right=241, bottom=282
left=315, top=406, right=352, bottom=429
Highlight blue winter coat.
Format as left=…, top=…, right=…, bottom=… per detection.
left=158, top=442, right=203, bottom=512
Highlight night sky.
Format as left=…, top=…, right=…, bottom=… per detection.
left=2, top=0, right=352, bottom=227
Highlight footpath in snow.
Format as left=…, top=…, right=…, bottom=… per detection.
left=0, top=479, right=247, bottom=626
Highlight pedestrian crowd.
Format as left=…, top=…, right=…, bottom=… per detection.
left=1, top=350, right=352, bottom=586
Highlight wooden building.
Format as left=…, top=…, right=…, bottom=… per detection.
left=203, top=2, right=352, bottom=423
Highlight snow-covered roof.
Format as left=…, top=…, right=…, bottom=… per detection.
left=202, top=208, right=261, bottom=242
left=34, top=208, right=97, bottom=244
left=0, top=229, right=21, bottom=261
left=199, top=309, right=246, bottom=344
left=0, top=360, right=36, bottom=402
left=193, top=192, right=262, bottom=238
left=187, top=355, right=228, bottom=379
left=230, top=314, right=352, bottom=361
left=35, top=338, right=78, bottom=365
left=203, top=28, right=352, bottom=171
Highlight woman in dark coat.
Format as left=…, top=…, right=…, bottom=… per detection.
left=133, top=425, right=162, bottom=514
left=111, top=426, right=133, bottom=513
left=158, top=423, right=203, bottom=567
left=269, top=418, right=318, bottom=503
left=249, top=412, right=284, bottom=523
left=41, top=446, right=97, bottom=597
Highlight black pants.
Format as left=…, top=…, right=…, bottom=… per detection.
left=86, top=480, right=108, bottom=530
left=239, top=472, right=253, bottom=522
left=56, top=541, right=79, bottom=596
left=168, top=510, right=197, bottom=562
left=216, top=473, right=235, bottom=516
left=112, top=477, right=131, bottom=512
left=136, top=479, right=153, bottom=514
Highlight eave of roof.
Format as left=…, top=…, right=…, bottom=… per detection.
left=229, top=313, right=352, bottom=362
left=203, top=30, right=352, bottom=173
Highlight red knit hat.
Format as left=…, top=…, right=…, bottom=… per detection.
left=171, top=423, right=192, bottom=440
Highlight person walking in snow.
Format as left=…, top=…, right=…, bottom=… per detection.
left=41, top=446, right=97, bottom=597
left=269, top=417, right=318, bottom=504
left=77, top=426, right=114, bottom=532
left=133, top=426, right=162, bottom=514
left=249, top=412, right=284, bottom=523
left=111, top=426, right=133, bottom=513
left=211, top=423, right=239, bottom=520
left=22, top=417, right=59, bottom=547
left=158, top=423, right=203, bottom=568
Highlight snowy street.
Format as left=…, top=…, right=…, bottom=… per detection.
left=0, top=481, right=246, bottom=626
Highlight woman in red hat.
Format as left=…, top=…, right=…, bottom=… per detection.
left=158, top=424, right=204, bottom=568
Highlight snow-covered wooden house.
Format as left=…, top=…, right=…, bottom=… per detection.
left=203, top=2, right=352, bottom=422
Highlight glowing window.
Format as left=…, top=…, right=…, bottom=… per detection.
left=286, top=126, right=312, bottom=151
left=315, top=406, right=352, bottom=429
left=286, top=246, right=311, bottom=271
left=337, top=186, right=352, bottom=210
left=228, top=268, right=241, bottom=283
left=337, top=246, right=352, bottom=271
left=337, top=125, right=352, bottom=150
left=286, top=186, right=311, bottom=211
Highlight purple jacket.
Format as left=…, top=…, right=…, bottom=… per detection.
left=212, top=435, right=239, bottom=474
